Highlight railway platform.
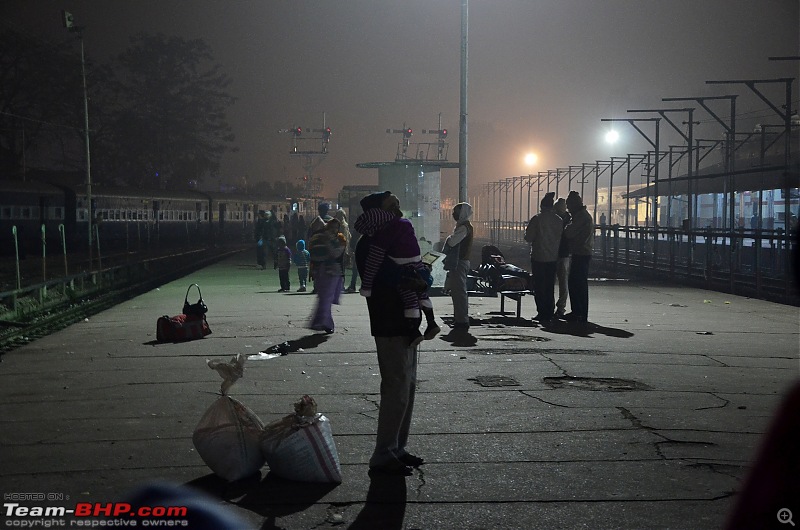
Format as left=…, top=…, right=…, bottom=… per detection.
left=1, top=250, right=798, bottom=529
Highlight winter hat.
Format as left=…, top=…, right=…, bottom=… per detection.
left=567, top=190, right=583, bottom=207
left=360, top=191, right=392, bottom=211
left=554, top=198, right=567, bottom=215
left=540, top=192, right=555, bottom=210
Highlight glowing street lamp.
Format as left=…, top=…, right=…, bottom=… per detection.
left=605, top=130, right=620, bottom=144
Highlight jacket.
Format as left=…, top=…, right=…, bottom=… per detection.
left=444, top=202, right=474, bottom=261
left=524, top=209, right=563, bottom=262
left=354, top=212, right=421, bottom=337
left=564, top=206, right=594, bottom=256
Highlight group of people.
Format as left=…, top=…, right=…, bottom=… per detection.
left=524, top=190, right=594, bottom=324
left=254, top=202, right=355, bottom=333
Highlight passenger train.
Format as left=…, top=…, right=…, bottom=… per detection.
left=0, top=179, right=311, bottom=257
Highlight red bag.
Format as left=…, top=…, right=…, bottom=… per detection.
left=157, top=313, right=211, bottom=342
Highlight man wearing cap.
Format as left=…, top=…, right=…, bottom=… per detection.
left=354, top=191, right=425, bottom=476
left=524, top=191, right=563, bottom=323
left=563, top=191, right=594, bottom=323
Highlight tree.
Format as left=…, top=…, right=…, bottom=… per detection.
left=0, top=29, right=85, bottom=177
left=93, top=33, right=237, bottom=189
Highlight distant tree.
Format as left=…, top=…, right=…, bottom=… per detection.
left=0, top=30, right=85, bottom=177
left=251, top=180, right=305, bottom=198
left=93, top=33, right=237, bottom=189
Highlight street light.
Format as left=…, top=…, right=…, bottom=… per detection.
left=605, top=130, right=620, bottom=144
left=62, top=10, right=93, bottom=269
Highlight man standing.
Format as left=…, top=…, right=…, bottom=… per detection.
left=443, top=202, right=474, bottom=330
left=563, top=191, right=594, bottom=323
left=355, top=191, right=424, bottom=476
left=524, top=192, right=563, bottom=323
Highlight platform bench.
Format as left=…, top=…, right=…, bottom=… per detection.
left=498, top=290, right=530, bottom=319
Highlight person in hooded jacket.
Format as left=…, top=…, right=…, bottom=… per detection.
left=524, top=191, right=563, bottom=323
left=354, top=191, right=427, bottom=476
left=563, top=191, right=594, bottom=323
left=443, top=202, right=474, bottom=329
left=293, top=239, right=310, bottom=292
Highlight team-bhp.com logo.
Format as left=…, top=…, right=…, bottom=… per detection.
left=4, top=502, right=189, bottom=526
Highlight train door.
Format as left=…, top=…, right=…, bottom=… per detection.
left=218, top=202, right=226, bottom=238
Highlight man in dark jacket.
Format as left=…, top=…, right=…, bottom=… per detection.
left=355, top=191, right=424, bottom=476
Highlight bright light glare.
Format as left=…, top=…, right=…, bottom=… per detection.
left=605, top=130, right=620, bottom=144
left=524, top=153, right=538, bottom=166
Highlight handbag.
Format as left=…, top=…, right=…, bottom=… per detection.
left=157, top=313, right=211, bottom=342
left=183, top=283, right=208, bottom=316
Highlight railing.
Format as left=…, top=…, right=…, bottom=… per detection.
left=473, top=219, right=799, bottom=303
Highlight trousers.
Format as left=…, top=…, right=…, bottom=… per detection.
left=370, top=335, right=418, bottom=467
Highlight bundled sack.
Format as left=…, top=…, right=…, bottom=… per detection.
left=260, top=395, right=342, bottom=483
left=192, top=353, right=265, bottom=481
left=156, top=283, right=211, bottom=342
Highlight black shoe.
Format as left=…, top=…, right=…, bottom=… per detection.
left=409, top=329, right=424, bottom=348
left=563, top=312, right=579, bottom=322
left=398, top=453, right=425, bottom=467
left=325, top=328, right=334, bottom=334
left=423, top=324, right=441, bottom=340
left=369, top=461, right=413, bottom=476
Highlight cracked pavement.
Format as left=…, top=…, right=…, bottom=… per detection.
left=0, top=252, right=797, bottom=529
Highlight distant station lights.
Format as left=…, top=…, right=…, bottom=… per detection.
left=293, top=126, right=303, bottom=136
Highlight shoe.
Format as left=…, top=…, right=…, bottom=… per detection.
left=325, top=328, right=334, bottom=334
left=423, top=324, right=441, bottom=340
left=555, top=309, right=566, bottom=318
left=398, top=453, right=425, bottom=467
left=563, top=312, right=579, bottom=322
left=409, top=329, right=424, bottom=348
left=369, top=461, right=413, bottom=476
left=345, top=287, right=356, bottom=294
left=296, top=286, right=305, bottom=292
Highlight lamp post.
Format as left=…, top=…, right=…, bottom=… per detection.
left=63, top=11, right=93, bottom=269
left=458, top=0, right=468, bottom=203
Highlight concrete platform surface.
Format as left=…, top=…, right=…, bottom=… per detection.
left=1, top=251, right=798, bottom=529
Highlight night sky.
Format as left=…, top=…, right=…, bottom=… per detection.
left=5, top=1, right=799, bottom=200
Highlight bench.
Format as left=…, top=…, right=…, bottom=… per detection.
left=499, top=290, right=530, bottom=319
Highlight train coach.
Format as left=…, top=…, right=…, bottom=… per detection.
left=0, top=178, right=310, bottom=258
left=0, top=180, right=66, bottom=258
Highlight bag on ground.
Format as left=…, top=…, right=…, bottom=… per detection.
left=192, top=354, right=265, bottom=481
left=260, top=395, right=342, bottom=483
left=156, top=313, right=211, bottom=342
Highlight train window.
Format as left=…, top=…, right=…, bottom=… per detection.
left=1, top=207, right=10, bottom=219
left=115, top=210, right=120, bottom=220
left=203, top=211, right=208, bottom=221
left=54, top=207, right=63, bottom=219
left=21, top=207, right=31, bottom=219
left=158, top=211, right=164, bottom=221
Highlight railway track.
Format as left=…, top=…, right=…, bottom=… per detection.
left=0, top=246, right=246, bottom=355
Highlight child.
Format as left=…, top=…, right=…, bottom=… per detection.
left=274, top=236, right=292, bottom=292
left=354, top=193, right=440, bottom=347
left=293, top=239, right=310, bottom=292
